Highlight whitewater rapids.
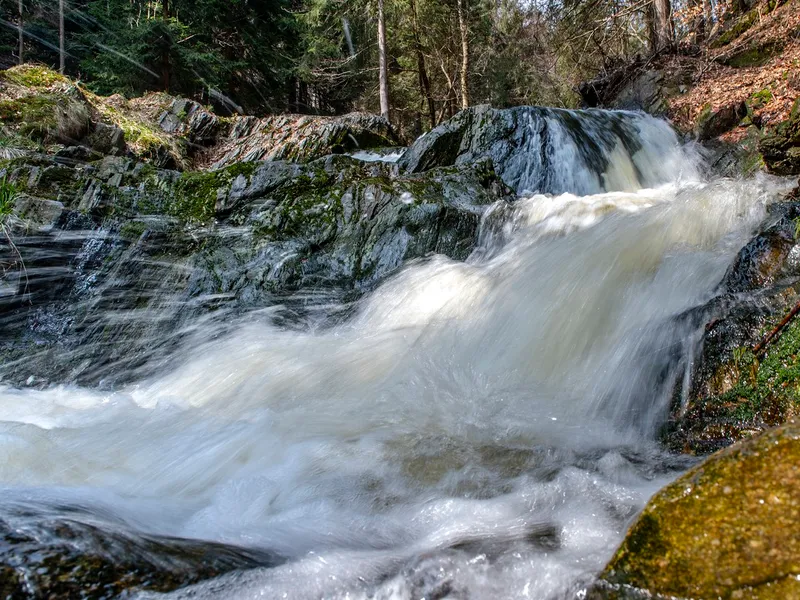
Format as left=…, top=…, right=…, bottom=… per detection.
left=0, top=113, right=793, bottom=599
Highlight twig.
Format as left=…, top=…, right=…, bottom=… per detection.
left=752, top=300, right=800, bottom=356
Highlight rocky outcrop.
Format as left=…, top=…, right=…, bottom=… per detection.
left=0, top=152, right=512, bottom=387
left=759, top=99, right=800, bottom=175
left=210, top=112, right=401, bottom=168
left=591, top=422, right=800, bottom=600
left=1, top=65, right=403, bottom=174
left=155, top=97, right=402, bottom=168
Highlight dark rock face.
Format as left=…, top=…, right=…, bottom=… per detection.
left=590, top=422, right=800, bottom=600
left=398, top=105, right=664, bottom=195
left=0, top=509, right=282, bottom=599
left=759, top=99, right=800, bottom=175
left=665, top=201, right=800, bottom=454
left=0, top=153, right=512, bottom=387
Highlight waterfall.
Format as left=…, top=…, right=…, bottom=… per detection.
left=0, top=110, right=792, bottom=599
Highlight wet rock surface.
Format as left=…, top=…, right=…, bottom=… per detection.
left=398, top=105, right=665, bottom=195
left=0, top=508, right=282, bottom=599
left=591, top=422, right=800, bottom=600
left=665, top=200, right=800, bottom=453
left=0, top=151, right=512, bottom=387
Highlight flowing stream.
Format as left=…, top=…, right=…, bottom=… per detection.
left=0, top=113, right=792, bottom=599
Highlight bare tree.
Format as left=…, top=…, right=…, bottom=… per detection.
left=410, top=0, right=435, bottom=127
left=59, top=0, right=65, bottom=73
left=18, top=0, right=23, bottom=65
left=456, top=0, right=470, bottom=109
left=377, top=0, right=390, bottom=120
left=648, top=0, right=674, bottom=54
left=162, top=0, right=171, bottom=92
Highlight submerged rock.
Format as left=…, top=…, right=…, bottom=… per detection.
left=591, top=422, right=800, bottom=600
left=0, top=513, right=281, bottom=599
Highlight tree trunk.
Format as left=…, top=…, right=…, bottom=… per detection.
left=690, top=0, right=705, bottom=44
left=648, top=0, right=674, bottom=55
left=409, top=0, right=435, bottom=128
left=377, top=0, right=390, bottom=120
left=456, top=0, right=470, bottom=109
left=59, top=0, right=65, bottom=73
left=162, top=0, right=170, bottom=92
left=17, top=0, right=23, bottom=65
left=703, top=0, right=714, bottom=40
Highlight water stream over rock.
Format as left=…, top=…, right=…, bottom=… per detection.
left=0, top=110, right=793, bottom=598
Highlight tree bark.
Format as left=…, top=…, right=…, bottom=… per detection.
left=409, top=0, right=435, bottom=128
left=59, top=0, right=65, bottom=73
left=377, top=0, right=390, bottom=120
left=162, top=0, right=171, bottom=92
left=648, top=0, right=674, bottom=55
left=18, top=0, right=23, bottom=65
left=456, top=0, right=470, bottom=109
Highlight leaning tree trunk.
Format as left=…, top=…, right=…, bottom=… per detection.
left=456, top=0, right=470, bottom=109
left=648, top=0, right=674, bottom=54
left=18, top=0, right=23, bottom=65
left=59, top=0, right=65, bottom=73
left=377, top=0, right=390, bottom=120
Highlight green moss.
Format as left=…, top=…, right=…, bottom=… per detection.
left=750, top=88, right=774, bottom=110
left=172, top=161, right=258, bottom=224
left=0, top=95, right=58, bottom=140
left=711, top=10, right=759, bottom=47
left=725, top=43, right=782, bottom=68
left=119, top=220, right=148, bottom=241
left=687, top=315, right=800, bottom=442
left=1, top=64, right=67, bottom=88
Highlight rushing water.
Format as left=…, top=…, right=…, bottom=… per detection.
left=0, top=113, right=793, bottom=599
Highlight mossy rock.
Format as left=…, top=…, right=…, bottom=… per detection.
left=760, top=98, right=800, bottom=175
left=0, top=64, right=68, bottom=88
left=596, top=422, right=800, bottom=600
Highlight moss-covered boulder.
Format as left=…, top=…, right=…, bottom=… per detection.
left=694, top=101, right=748, bottom=141
left=759, top=99, right=800, bottom=175
left=592, top=422, right=800, bottom=600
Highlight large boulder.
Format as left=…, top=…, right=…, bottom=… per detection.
left=591, top=422, right=800, bottom=600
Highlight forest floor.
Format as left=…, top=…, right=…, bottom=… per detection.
left=663, top=0, right=800, bottom=139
